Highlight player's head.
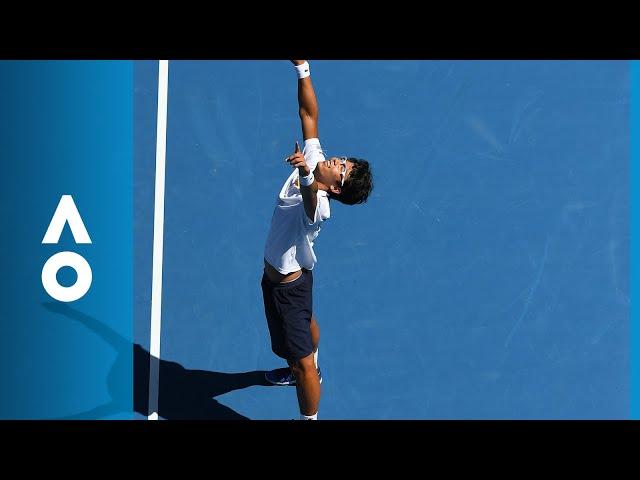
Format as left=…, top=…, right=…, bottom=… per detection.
left=316, top=156, right=373, bottom=205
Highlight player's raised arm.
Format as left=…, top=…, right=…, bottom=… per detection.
left=291, top=60, right=318, bottom=141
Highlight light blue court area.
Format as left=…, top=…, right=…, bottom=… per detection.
left=134, top=61, right=630, bottom=419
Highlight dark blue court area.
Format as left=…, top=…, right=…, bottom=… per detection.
left=134, top=61, right=629, bottom=419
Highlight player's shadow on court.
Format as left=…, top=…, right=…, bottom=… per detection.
left=42, top=302, right=272, bottom=420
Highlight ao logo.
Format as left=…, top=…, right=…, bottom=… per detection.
left=41, top=195, right=92, bottom=302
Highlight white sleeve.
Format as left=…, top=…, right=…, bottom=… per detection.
left=303, top=138, right=326, bottom=173
left=303, top=193, right=331, bottom=229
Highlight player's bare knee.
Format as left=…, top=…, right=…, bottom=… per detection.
left=291, top=353, right=315, bottom=378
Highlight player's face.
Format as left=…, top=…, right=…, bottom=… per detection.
left=318, top=157, right=352, bottom=191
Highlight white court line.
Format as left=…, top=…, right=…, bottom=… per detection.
left=148, top=60, right=169, bottom=420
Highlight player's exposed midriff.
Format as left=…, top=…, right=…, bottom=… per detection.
left=263, top=259, right=303, bottom=284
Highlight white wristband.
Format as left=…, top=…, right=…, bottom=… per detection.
left=300, top=171, right=314, bottom=186
left=294, top=62, right=310, bottom=79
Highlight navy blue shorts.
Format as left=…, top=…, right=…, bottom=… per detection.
left=261, top=268, right=313, bottom=361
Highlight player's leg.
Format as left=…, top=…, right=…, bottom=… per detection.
left=310, top=313, right=319, bottom=367
left=289, top=351, right=321, bottom=418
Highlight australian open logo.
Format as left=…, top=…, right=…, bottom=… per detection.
left=41, top=195, right=92, bottom=302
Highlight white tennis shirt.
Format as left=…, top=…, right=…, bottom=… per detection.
left=263, top=138, right=331, bottom=274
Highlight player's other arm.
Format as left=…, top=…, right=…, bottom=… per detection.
left=287, top=141, right=318, bottom=222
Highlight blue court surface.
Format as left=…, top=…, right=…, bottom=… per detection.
left=133, top=60, right=629, bottom=419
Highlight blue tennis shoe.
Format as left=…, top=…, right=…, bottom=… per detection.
left=265, top=366, right=322, bottom=386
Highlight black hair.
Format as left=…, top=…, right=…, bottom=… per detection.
left=329, top=158, right=373, bottom=206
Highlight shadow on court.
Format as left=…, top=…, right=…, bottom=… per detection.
left=42, top=302, right=272, bottom=420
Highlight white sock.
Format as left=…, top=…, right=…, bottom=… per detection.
left=300, top=412, right=318, bottom=420
left=313, top=348, right=318, bottom=369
